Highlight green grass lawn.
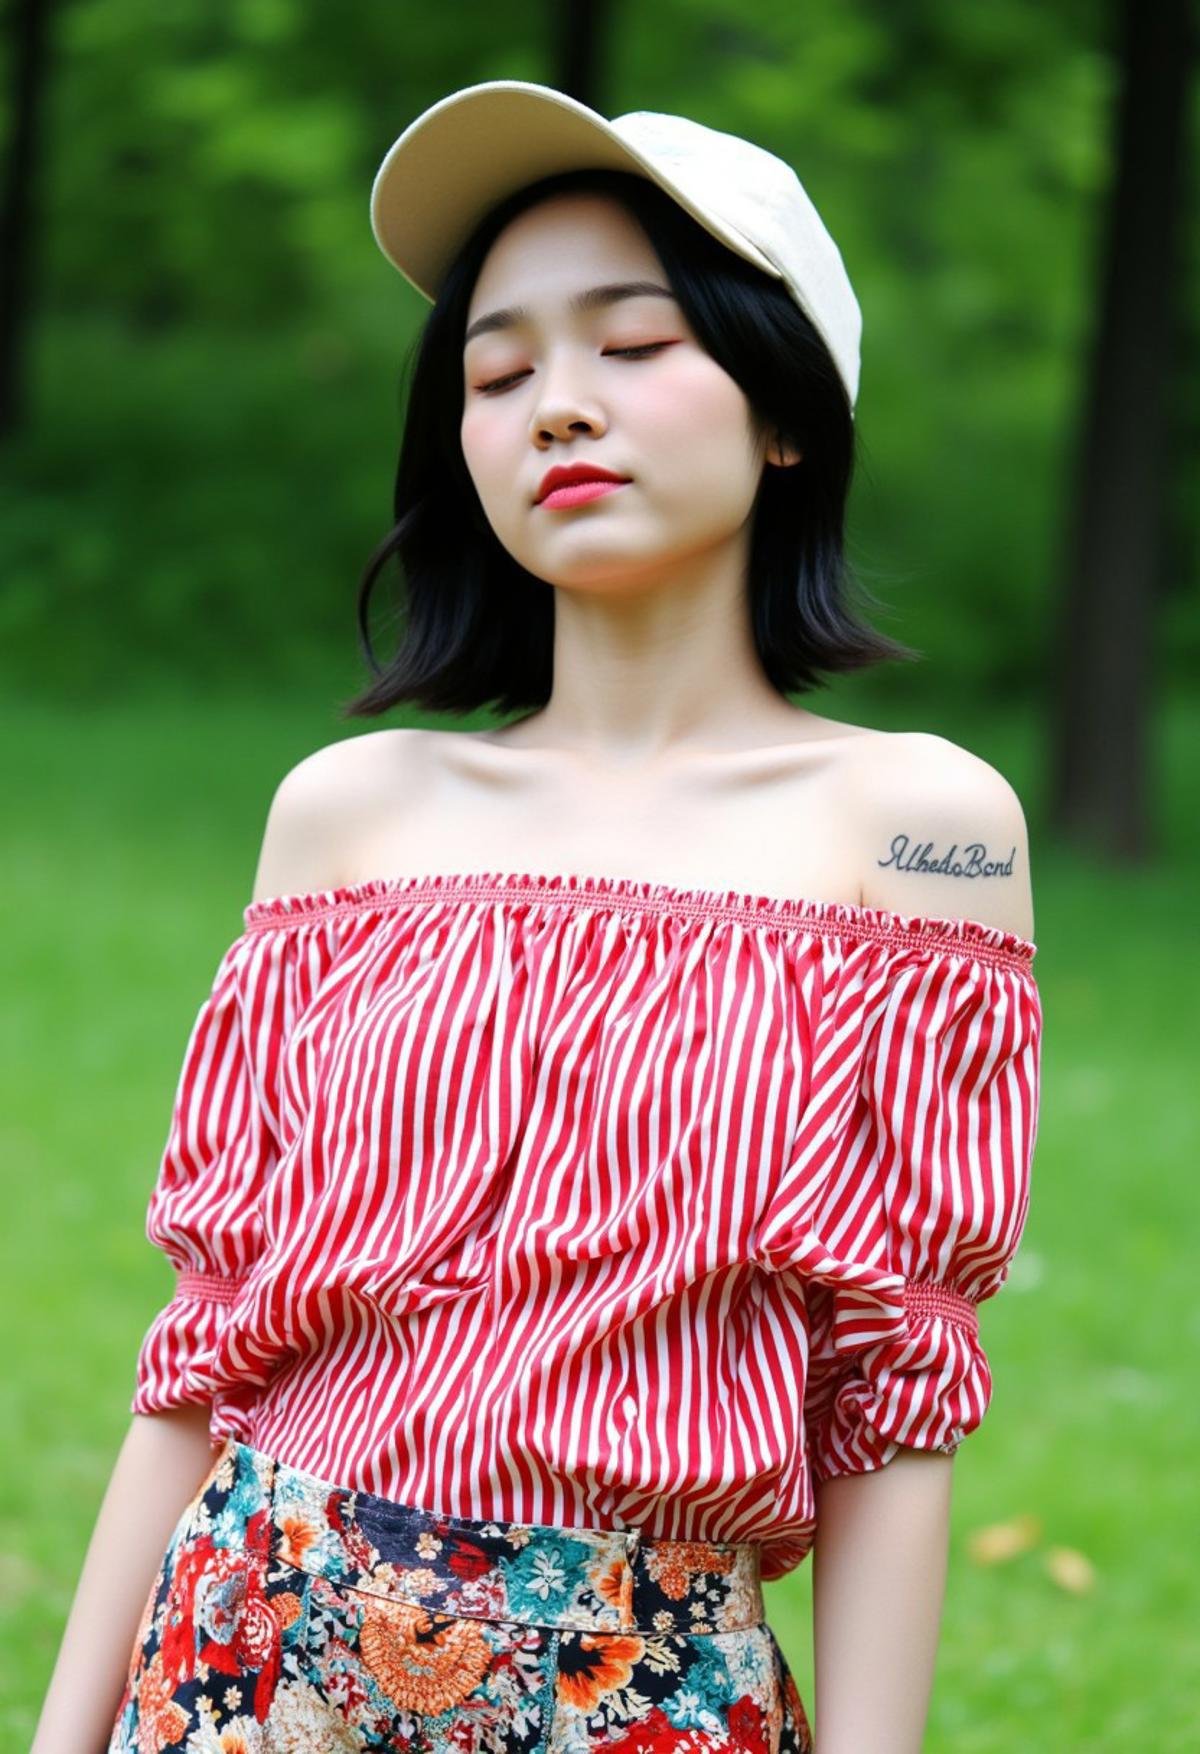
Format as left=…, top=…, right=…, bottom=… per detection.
left=4, top=682, right=1197, bottom=1749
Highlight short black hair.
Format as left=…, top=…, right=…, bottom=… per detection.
left=340, top=165, right=915, bottom=721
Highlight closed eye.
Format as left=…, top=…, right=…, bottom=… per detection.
left=475, top=342, right=675, bottom=396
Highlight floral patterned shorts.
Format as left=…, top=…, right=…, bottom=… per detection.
left=108, top=1437, right=813, bottom=1753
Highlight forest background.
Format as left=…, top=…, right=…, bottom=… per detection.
left=3, top=2, right=1197, bottom=1748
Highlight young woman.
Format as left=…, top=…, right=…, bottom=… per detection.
left=35, top=82, right=1043, bottom=1754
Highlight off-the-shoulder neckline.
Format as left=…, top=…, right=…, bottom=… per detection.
left=241, top=868, right=1037, bottom=968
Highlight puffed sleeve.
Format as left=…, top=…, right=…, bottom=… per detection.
left=757, top=936, right=1043, bottom=1482
left=130, top=926, right=284, bottom=1417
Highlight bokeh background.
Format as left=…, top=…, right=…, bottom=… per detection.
left=4, top=2, right=1198, bottom=1747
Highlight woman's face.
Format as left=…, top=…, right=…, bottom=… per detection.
left=460, top=191, right=775, bottom=594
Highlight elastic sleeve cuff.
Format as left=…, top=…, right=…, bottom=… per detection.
left=129, top=1269, right=247, bottom=1416
left=173, top=1269, right=244, bottom=1304
left=806, top=1276, right=992, bottom=1484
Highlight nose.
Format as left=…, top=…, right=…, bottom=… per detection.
left=530, top=352, right=607, bottom=446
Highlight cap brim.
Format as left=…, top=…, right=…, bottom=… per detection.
left=370, top=80, right=783, bottom=302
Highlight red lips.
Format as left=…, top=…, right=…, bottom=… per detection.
left=535, top=462, right=631, bottom=504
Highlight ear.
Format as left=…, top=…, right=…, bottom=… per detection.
left=764, top=432, right=804, bottom=468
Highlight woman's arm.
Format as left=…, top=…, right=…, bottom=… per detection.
left=811, top=1448, right=955, bottom=1754
left=807, top=735, right=1034, bottom=1749
left=31, top=1405, right=223, bottom=1754
left=33, top=774, right=327, bottom=1753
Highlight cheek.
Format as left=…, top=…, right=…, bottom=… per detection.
left=460, top=407, right=509, bottom=490
left=638, top=356, right=761, bottom=489
left=635, top=354, right=757, bottom=455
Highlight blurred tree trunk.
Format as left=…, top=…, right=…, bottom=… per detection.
left=551, top=0, right=617, bottom=106
left=0, top=0, right=53, bottom=441
left=1048, top=0, right=1193, bottom=859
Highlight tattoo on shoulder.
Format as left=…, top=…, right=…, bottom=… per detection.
left=877, top=833, right=1015, bottom=880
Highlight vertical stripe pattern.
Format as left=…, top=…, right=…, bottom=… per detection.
left=130, top=869, right=1042, bottom=1582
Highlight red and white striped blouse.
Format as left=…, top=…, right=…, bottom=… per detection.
left=131, top=868, right=1042, bottom=1582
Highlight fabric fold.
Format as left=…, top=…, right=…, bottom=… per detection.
left=756, top=939, right=1042, bottom=1483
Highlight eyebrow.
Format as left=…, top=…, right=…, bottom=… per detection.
left=463, top=280, right=677, bottom=348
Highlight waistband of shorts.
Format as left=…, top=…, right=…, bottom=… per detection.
left=227, top=1439, right=766, bottom=1635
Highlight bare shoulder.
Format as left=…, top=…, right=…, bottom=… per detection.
left=845, top=731, right=1035, bottom=940
left=250, top=727, right=427, bottom=904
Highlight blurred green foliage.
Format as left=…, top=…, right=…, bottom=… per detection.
left=2, top=3, right=1200, bottom=1739
left=2, top=0, right=1195, bottom=707
left=4, top=6, right=1199, bottom=1746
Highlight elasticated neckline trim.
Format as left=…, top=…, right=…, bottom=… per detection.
left=241, top=868, right=1037, bottom=970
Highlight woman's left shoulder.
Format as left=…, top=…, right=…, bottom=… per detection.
left=849, top=729, right=1029, bottom=814
left=845, top=731, right=1036, bottom=942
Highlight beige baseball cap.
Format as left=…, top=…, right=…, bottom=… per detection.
left=370, top=80, right=862, bottom=412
